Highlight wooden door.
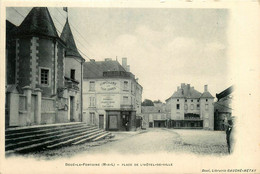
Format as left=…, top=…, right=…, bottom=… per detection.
left=109, top=115, right=118, bottom=129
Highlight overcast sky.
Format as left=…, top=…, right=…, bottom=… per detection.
left=7, top=7, right=231, bottom=102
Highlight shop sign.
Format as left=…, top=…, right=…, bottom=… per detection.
left=101, top=95, right=116, bottom=108
left=100, top=81, right=117, bottom=91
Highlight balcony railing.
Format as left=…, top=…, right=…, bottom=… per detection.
left=65, top=77, right=79, bottom=91
left=184, top=113, right=200, bottom=120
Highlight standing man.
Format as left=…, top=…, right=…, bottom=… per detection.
left=224, top=116, right=233, bottom=153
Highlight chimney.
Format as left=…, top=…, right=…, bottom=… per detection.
left=187, top=84, right=190, bottom=95
left=105, top=58, right=112, bottom=61
left=181, top=83, right=185, bottom=89
left=90, top=59, right=95, bottom=62
left=204, top=85, right=208, bottom=92
left=122, top=57, right=127, bottom=69
left=177, top=86, right=180, bottom=91
left=126, top=65, right=130, bottom=72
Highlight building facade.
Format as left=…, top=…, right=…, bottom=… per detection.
left=141, top=101, right=169, bottom=128
left=214, top=86, right=234, bottom=130
left=166, top=83, right=214, bottom=130
left=5, top=7, right=84, bottom=127
left=83, top=58, right=143, bottom=131
left=59, top=18, right=85, bottom=123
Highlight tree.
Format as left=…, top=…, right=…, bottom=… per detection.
left=153, top=99, right=162, bottom=103
left=142, top=99, right=154, bottom=106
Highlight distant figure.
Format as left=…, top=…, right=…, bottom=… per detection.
left=224, top=116, right=235, bottom=154
left=125, top=121, right=129, bottom=131
left=229, top=116, right=236, bottom=154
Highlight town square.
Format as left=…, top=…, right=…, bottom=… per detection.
left=2, top=2, right=260, bottom=174
left=5, top=6, right=234, bottom=156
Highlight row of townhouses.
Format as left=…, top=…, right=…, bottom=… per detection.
left=141, top=84, right=234, bottom=131
left=5, top=7, right=142, bottom=131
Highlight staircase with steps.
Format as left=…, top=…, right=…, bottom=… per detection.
left=5, top=122, right=113, bottom=154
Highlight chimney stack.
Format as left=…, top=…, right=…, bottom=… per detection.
left=126, top=65, right=130, bottom=72
left=204, top=85, right=208, bottom=92
left=181, top=83, right=185, bottom=89
left=105, top=58, right=112, bottom=61
left=177, top=86, right=180, bottom=91
left=122, top=57, right=127, bottom=70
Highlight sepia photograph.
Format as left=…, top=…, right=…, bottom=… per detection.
left=1, top=1, right=260, bottom=174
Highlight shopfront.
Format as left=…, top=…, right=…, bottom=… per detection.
left=106, top=110, right=136, bottom=131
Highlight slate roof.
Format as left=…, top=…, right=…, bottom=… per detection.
left=200, top=91, right=214, bottom=98
left=170, top=84, right=202, bottom=99
left=6, top=20, right=17, bottom=45
left=60, top=18, right=83, bottom=59
left=216, top=85, right=234, bottom=101
left=16, top=7, right=59, bottom=39
left=83, top=60, right=126, bottom=79
left=6, top=20, right=17, bottom=37
left=167, top=83, right=214, bottom=101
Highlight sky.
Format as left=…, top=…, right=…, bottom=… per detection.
left=6, top=7, right=231, bottom=102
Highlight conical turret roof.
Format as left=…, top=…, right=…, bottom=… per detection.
left=16, top=7, right=59, bottom=38
left=60, top=18, right=83, bottom=59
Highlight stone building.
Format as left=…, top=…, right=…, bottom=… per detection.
left=60, top=18, right=85, bottom=122
left=141, top=101, right=169, bottom=128
left=83, top=58, right=143, bottom=131
left=166, top=83, right=214, bottom=130
left=214, top=86, right=234, bottom=130
left=5, top=7, right=84, bottom=127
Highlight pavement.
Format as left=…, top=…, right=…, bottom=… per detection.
left=10, top=128, right=228, bottom=160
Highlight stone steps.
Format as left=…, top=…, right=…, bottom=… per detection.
left=5, top=122, right=113, bottom=154
left=5, top=125, right=92, bottom=144
left=6, top=122, right=86, bottom=139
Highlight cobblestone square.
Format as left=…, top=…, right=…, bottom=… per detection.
left=15, top=128, right=229, bottom=159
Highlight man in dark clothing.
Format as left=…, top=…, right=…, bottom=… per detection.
left=225, top=118, right=233, bottom=153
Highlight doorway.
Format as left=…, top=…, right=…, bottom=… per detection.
left=154, top=120, right=166, bottom=128
left=109, top=115, right=118, bottom=130
left=69, top=96, right=74, bottom=122
left=99, top=115, right=104, bottom=129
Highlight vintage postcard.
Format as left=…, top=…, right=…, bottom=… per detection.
left=0, top=0, right=259, bottom=174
